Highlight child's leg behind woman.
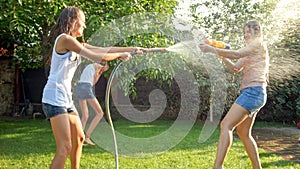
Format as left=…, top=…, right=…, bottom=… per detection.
left=85, top=98, right=104, bottom=138
left=78, top=99, right=89, bottom=129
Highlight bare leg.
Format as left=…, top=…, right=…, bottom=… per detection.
left=213, top=103, right=249, bottom=169
left=69, top=113, right=85, bottom=169
left=49, top=114, right=72, bottom=169
left=84, top=98, right=104, bottom=145
left=236, top=114, right=262, bottom=169
left=78, top=99, right=89, bottom=130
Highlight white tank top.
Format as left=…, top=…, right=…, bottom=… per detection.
left=42, top=34, right=81, bottom=107
left=78, top=63, right=95, bottom=85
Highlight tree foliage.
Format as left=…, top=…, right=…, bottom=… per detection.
left=1, top=0, right=299, bottom=122
left=189, top=0, right=300, bottom=123
left=190, top=0, right=279, bottom=47
left=0, top=0, right=65, bottom=69
left=0, top=0, right=177, bottom=71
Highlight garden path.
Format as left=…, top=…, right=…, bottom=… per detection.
left=253, top=127, right=300, bottom=164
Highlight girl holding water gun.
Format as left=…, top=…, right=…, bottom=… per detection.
left=199, top=20, right=269, bottom=169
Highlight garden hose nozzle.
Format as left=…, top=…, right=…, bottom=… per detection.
left=130, top=48, right=167, bottom=56
left=147, top=48, right=167, bottom=53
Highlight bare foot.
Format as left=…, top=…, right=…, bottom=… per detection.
left=85, top=138, right=95, bottom=146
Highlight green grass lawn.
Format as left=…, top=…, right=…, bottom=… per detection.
left=0, top=119, right=299, bottom=169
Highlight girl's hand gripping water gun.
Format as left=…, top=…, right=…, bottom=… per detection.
left=204, top=39, right=230, bottom=59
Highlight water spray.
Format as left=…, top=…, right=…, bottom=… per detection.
left=104, top=48, right=167, bottom=169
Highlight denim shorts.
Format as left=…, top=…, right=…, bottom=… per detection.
left=235, top=86, right=267, bottom=117
left=74, top=82, right=95, bottom=100
left=42, top=103, right=77, bottom=120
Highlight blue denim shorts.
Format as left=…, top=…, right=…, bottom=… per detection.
left=42, top=103, right=77, bottom=120
left=74, top=82, right=96, bottom=100
left=235, top=86, right=267, bottom=117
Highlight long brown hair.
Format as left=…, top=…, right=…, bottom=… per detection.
left=45, top=6, right=84, bottom=65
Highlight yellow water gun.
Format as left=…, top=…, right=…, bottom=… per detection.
left=204, top=39, right=230, bottom=58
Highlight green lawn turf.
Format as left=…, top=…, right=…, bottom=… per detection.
left=0, top=119, right=299, bottom=169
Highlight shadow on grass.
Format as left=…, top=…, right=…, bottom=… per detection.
left=0, top=119, right=55, bottom=157
left=0, top=119, right=111, bottom=158
left=262, top=159, right=295, bottom=168
left=2, top=118, right=298, bottom=168
left=87, top=119, right=220, bottom=157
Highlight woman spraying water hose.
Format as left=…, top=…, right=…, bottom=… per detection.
left=199, top=20, right=269, bottom=169
left=42, top=6, right=146, bottom=169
